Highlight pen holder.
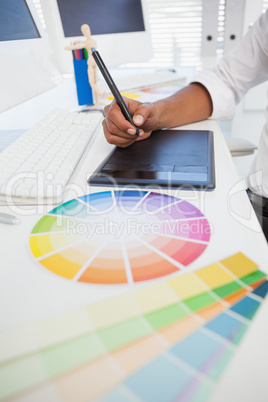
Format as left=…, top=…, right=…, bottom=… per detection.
left=73, top=59, right=94, bottom=106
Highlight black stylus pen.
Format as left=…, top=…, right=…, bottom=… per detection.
left=91, top=47, right=139, bottom=136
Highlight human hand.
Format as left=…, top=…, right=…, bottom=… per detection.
left=103, top=98, right=159, bottom=148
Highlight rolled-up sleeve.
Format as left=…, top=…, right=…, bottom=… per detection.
left=192, top=69, right=237, bottom=120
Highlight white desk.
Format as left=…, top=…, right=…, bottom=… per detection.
left=0, top=78, right=268, bottom=402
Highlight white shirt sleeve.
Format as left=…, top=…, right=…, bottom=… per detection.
left=192, top=69, right=236, bottom=120
left=192, top=9, right=268, bottom=121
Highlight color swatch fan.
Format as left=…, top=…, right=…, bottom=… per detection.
left=0, top=253, right=267, bottom=401
left=29, top=191, right=211, bottom=284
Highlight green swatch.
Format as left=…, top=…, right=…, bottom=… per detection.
left=145, top=303, right=188, bottom=330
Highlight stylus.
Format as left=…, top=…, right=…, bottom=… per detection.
left=0, top=212, right=20, bottom=225
left=91, top=47, right=139, bottom=136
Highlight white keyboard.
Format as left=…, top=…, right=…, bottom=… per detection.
left=98, top=69, right=185, bottom=93
left=0, top=109, right=103, bottom=204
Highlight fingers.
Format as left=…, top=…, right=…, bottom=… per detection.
left=102, top=119, right=137, bottom=147
left=104, top=101, right=130, bottom=133
left=133, top=103, right=158, bottom=131
left=103, top=100, right=143, bottom=147
left=103, top=99, right=156, bottom=147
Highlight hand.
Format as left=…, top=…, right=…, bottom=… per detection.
left=103, top=97, right=159, bottom=148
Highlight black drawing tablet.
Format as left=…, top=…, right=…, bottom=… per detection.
left=88, top=129, right=215, bottom=189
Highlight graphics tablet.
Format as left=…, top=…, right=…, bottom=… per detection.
left=88, top=129, right=215, bottom=189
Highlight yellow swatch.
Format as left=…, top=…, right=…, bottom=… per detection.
left=132, top=282, right=179, bottom=314
left=167, top=273, right=208, bottom=300
left=87, top=294, right=138, bottom=330
left=195, top=263, right=235, bottom=289
left=220, top=252, right=258, bottom=278
left=108, top=92, right=141, bottom=100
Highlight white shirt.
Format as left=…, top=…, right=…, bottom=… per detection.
left=193, top=9, right=268, bottom=198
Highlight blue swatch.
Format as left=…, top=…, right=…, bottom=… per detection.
left=114, top=190, right=148, bottom=210
left=230, top=296, right=260, bottom=319
left=125, top=355, right=191, bottom=401
left=79, top=191, right=114, bottom=211
left=252, top=280, right=268, bottom=298
left=205, top=312, right=247, bottom=342
left=170, top=329, right=221, bottom=371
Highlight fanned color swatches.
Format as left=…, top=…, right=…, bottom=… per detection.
left=0, top=253, right=267, bottom=401
left=29, top=191, right=211, bottom=284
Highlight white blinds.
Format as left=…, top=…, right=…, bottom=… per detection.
left=32, top=0, right=46, bottom=29
left=144, top=0, right=203, bottom=68
left=132, top=0, right=268, bottom=68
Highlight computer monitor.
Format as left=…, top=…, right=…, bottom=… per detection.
left=0, top=0, right=61, bottom=113
left=40, top=0, right=152, bottom=73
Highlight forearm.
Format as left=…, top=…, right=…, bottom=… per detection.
left=153, top=83, right=213, bottom=130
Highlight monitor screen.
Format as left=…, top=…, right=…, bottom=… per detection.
left=56, top=0, right=145, bottom=37
left=0, top=0, right=61, bottom=113
left=0, top=0, right=40, bottom=41
left=41, top=0, right=152, bottom=72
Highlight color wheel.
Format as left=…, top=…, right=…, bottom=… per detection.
left=30, top=191, right=211, bottom=284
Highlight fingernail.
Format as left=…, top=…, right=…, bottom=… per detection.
left=134, top=115, right=144, bottom=125
left=127, top=128, right=136, bottom=135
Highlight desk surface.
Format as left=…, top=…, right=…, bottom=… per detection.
left=0, top=78, right=268, bottom=402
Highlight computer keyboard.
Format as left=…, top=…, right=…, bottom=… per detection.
left=0, top=108, right=103, bottom=204
left=98, top=69, right=185, bottom=93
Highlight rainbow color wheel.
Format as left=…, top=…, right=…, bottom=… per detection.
left=29, top=191, right=211, bottom=284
